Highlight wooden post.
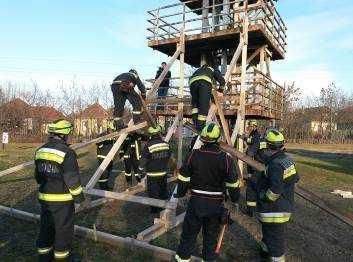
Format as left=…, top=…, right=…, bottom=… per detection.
left=237, top=2, right=249, bottom=180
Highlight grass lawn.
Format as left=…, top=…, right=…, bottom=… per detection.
left=1, top=142, right=353, bottom=261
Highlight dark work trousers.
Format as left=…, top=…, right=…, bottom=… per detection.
left=190, top=81, right=212, bottom=132
left=147, top=176, right=169, bottom=213
left=123, top=152, right=140, bottom=183
left=37, top=202, right=74, bottom=262
left=97, top=159, right=113, bottom=190
left=245, top=173, right=258, bottom=208
left=111, top=87, right=142, bottom=124
left=261, top=222, right=286, bottom=259
left=176, top=196, right=223, bottom=261
left=157, top=86, right=169, bottom=110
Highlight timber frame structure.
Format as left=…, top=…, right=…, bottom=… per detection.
left=0, top=1, right=292, bottom=260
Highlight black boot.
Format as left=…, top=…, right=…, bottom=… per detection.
left=114, top=118, right=126, bottom=131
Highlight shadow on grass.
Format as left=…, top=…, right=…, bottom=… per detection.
left=0, top=176, right=33, bottom=185
left=288, top=149, right=353, bottom=176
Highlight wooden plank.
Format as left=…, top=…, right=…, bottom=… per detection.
left=137, top=212, right=186, bottom=242
left=86, top=188, right=177, bottom=209
left=224, top=39, right=244, bottom=85
left=85, top=121, right=147, bottom=189
left=0, top=122, right=144, bottom=179
left=0, top=205, right=202, bottom=261
left=164, top=110, right=181, bottom=142
left=211, top=90, right=232, bottom=145
left=146, top=97, right=191, bottom=104
left=147, top=47, right=181, bottom=98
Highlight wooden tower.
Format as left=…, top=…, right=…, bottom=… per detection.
left=146, top=0, right=287, bottom=168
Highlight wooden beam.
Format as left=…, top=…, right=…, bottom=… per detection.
left=224, top=39, right=244, bottom=85
left=0, top=121, right=145, bottom=179
left=85, top=121, right=147, bottom=189
left=164, top=109, right=181, bottom=142
left=147, top=47, right=182, bottom=98
left=86, top=188, right=177, bottom=209
left=211, top=90, right=232, bottom=145
left=0, top=205, right=202, bottom=261
left=146, top=97, right=191, bottom=104
left=137, top=212, right=186, bottom=242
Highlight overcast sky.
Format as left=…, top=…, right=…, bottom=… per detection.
left=0, top=0, right=352, bottom=98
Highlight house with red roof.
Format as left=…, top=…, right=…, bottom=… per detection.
left=74, top=102, right=110, bottom=137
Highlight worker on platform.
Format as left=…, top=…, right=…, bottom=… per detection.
left=139, top=124, right=171, bottom=214
left=119, top=132, right=144, bottom=185
left=111, top=69, right=146, bottom=130
left=174, top=123, right=240, bottom=262
left=155, top=62, right=171, bottom=110
left=96, top=121, right=116, bottom=190
left=257, top=128, right=299, bottom=261
left=189, top=61, right=226, bottom=132
left=237, top=120, right=262, bottom=216
left=34, top=119, right=86, bottom=261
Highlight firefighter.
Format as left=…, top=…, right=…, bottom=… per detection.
left=96, top=121, right=116, bottom=190
left=119, top=132, right=144, bottom=185
left=174, top=123, right=240, bottom=262
left=139, top=125, right=171, bottom=214
left=257, top=128, right=299, bottom=261
left=237, top=120, right=262, bottom=216
left=155, top=62, right=171, bottom=110
left=189, top=63, right=226, bottom=132
left=111, top=69, right=146, bottom=130
left=34, top=119, right=86, bottom=261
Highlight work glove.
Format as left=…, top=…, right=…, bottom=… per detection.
left=141, top=93, right=146, bottom=100
left=226, top=82, right=232, bottom=91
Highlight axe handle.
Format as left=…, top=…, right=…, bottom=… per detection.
left=215, top=223, right=227, bottom=254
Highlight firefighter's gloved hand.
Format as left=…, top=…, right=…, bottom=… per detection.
left=226, top=82, right=232, bottom=91
left=141, top=93, right=146, bottom=100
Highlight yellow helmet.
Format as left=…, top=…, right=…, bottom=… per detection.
left=200, top=122, right=221, bottom=143
left=48, top=119, right=73, bottom=135
left=148, top=124, right=163, bottom=135
left=249, top=120, right=258, bottom=127
left=107, top=120, right=116, bottom=131
left=265, top=128, right=284, bottom=149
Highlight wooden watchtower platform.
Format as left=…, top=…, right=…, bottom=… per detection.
left=146, top=0, right=286, bottom=121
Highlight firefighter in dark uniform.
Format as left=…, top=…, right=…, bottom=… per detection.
left=174, top=123, right=240, bottom=262
left=34, top=119, right=85, bottom=261
left=189, top=63, right=226, bottom=131
left=111, top=69, right=146, bottom=130
left=238, top=120, right=262, bottom=216
left=119, top=132, right=143, bottom=185
left=96, top=122, right=116, bottom=190
left=257, top=128, right=299, bottom=261
left=139, top=125, right=171, bottom=214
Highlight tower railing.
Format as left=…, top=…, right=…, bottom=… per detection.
left=147, top=0, right=287, bottom=55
